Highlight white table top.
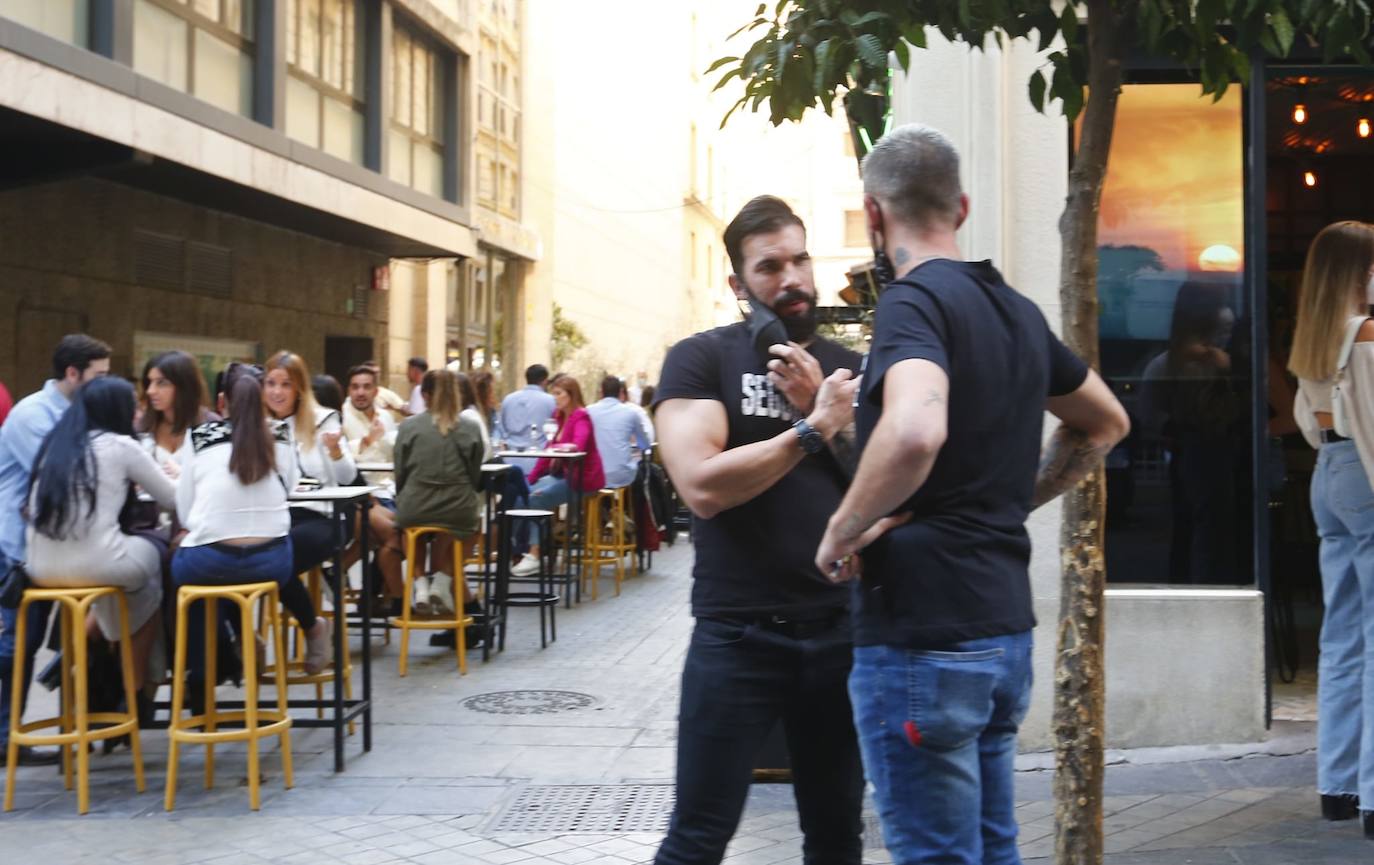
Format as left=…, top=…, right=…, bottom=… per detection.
left=355, top=462, right=395, bottom=472
left=481, top=463, right=517, bottom=472
left=495, top=450, right=586, bottom=459
left=288, top=486, right=380, bottom=502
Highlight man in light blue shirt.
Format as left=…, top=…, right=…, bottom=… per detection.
left=497, top=364, right=557, bottom=475
left=1, top=334, right=111, bottom=767
left=587, top=376, right=652, bottom=489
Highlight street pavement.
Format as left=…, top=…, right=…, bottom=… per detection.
left=1, top=541, right=1369, bottom=864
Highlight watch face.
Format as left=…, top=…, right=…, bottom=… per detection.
left=795, top=420, right=825, bottom=454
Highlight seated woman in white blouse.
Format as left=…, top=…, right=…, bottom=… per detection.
left=263, top=350, right=358, bottom=577
left=26, top=377, right=177, bottom=694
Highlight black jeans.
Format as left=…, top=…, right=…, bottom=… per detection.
left=654, top=615, right=864, bottom=865
left=289, top=506, right=352, bottom=575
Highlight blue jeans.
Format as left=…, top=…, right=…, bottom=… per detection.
left=1, top=553, right=53, bottom=746
left=172, top=539, right=300, bottom=683
left=516, top=476, right=570, bottom=553
left=849, top=631, right=1034, bottom=865
left=654, top=616, right=864, bottom=865
left=1310, top=440, right=1374, bottom=805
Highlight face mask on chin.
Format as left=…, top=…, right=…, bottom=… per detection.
left=740, top=284, right=817, bottom=360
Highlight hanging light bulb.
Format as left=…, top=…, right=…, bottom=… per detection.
left=1304, top=170, right=1318, bottom=188
left=1293, top=103, right=1308, bottom=124
left=1359, top=117, right=1371, bottom=138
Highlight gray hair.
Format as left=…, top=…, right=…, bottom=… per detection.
left=861, top=124, right=963, bottom=228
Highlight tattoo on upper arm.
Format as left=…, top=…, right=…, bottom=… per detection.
left=1030, top=426, right=1113, bottom=510
left=922, top=389, right=945, bottom=407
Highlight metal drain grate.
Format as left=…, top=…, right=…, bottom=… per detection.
left=490, top=784, right=674, bottom=833
left=462, top=690, right=596, bottom=715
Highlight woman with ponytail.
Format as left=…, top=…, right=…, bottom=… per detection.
left=172, top=362, right=331, bottom=674
left=26, top=376, right=178, bottom=692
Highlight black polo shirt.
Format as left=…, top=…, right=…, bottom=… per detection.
left=655, top=323, right=862, bottom=618
left=853, top=259, right=1089, bottom=647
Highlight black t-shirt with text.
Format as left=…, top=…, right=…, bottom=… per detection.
left=853, top=260, right=1089, bottom=648
left=655, top=323, right=862, bottom=618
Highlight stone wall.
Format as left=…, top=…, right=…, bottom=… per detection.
left=0, top=177, right=389, bottom=394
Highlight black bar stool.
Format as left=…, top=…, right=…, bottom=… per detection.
left=490, top=508, right=559, bottom=655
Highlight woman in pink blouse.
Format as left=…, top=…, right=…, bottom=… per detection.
left=510, top=375, right=605, bottom=576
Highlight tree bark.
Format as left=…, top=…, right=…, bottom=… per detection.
left=1053, top=3, right=1125, bottom=865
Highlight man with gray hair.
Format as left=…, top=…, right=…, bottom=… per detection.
left=815, top=124, right=1129, bottom=863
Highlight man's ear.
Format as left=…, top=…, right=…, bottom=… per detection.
left=863, top=195, right=883, bottom=248
left=728, top=273, right=746, bottom=301
left=954, top=193, right=970, bottom=230
left=63, top=366, right=81, bottom=387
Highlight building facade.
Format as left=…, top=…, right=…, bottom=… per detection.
left=0, top=0, right=536, bottom=398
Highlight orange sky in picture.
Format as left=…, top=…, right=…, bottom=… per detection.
left=1091, top=84, right=1245, bottom=272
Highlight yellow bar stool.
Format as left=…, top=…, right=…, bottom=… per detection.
left=165, top=581, right=293, bottom=812
left=257, top=568, right=354, bottom=734
left=4, top=585, right=144, bottom=815
left=389, top=526, right=474, bottom=677
left=581, top=487, right=636, bottom=599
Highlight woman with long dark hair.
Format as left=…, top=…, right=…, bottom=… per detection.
left=1290, top=221, right=1374, bottom=837
left=263, top=350, right=357, bottom=576
left=138, top=350, right=213, bottom=469
left=26, top=377, right=177, bottom=692
left=456, top=371, right=492, bottom=460
left=172, top=364, right=331, bottom=674
left=511, top=374, right=605, bottom=576
left=394, top=370, right=485, bottom=617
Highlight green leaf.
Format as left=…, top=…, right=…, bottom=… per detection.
left=903, top=24, right=928, bottom=49
left=848, top=11, right=890, bottom=29
left=1060, top=4, right=1079, bottom=43
left=712, top=67, right=742, bottom=92
left=893, top=38, right=910, bottom=71
left=1029, top=68, right=1047, bottom=112
left=854, top=33, right=887, bottom=69
left=1270, top=8, right=1295, bottom=54
left=704, top=56, right=737, bottom=76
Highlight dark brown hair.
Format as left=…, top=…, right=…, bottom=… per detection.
left=227, top=375, right=275, bottom=485
left=723, top=195, right=805, bottom=276
left=470, top=369, right=498, bottom=414
left=139, top=350, right=209, bottom=436
left=346, top=364, right=378, bottom=387
left=455, top=371, right=477, bottom=411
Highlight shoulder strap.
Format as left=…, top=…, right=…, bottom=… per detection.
left=1337, top=316, right=1371, bottom=373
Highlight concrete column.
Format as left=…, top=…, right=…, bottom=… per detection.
left=253, top=0, right=287, bottom=129
left=364, top=0, right=390, bottom=173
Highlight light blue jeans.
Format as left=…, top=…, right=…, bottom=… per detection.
left=849, top=631, right=1034, bottom=865
left=1311, top=440, right=1374, bottom=805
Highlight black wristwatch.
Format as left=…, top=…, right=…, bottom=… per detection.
left=793, top=418, right=825, bottom=454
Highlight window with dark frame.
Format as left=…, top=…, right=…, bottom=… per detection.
left=132, top=0, right=256, bottom=117
left=284, top=0, right=365, bottom=165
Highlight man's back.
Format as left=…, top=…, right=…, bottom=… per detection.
left=0, top=381, right=70, bottom=562
left=499, top=386, right=555, bottom=446
left=854, top=260, right=1087, bottom=647
left=586, top=397, right=646, bottom=488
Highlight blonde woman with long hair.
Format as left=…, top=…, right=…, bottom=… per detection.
left=394, top=369, right=485, bottom=619
left=264, top=350, right=358, bottom=575
left=1289, top=220, right=1374, bottom=839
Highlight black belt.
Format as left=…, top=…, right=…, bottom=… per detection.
left=207, top=537, right=288, bottom=556
left=1321, top=429, right=1351, bottom=444
left=714, top=610, right=848, bottom=639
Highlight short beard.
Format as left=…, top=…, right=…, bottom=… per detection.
left=774, top=289, right=818, bottom=342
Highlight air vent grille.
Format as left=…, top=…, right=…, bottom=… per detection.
left=186, top=242, right=233, bottom=298
left=133, top=230, right=184, bottom=290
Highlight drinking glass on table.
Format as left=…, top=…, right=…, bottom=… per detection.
left=542, top=419, right=559, bottom=448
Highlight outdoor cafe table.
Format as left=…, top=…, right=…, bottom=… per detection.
left=285, top=485, right=377, bottom=771
left=495, top=450, right=586, bottom=606
left=354, top=462, right=394, bottom=473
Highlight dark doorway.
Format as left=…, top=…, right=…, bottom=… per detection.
left=324, top=336, right=375, bottom=388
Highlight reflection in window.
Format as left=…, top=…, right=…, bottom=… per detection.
left=1089, top=83, right=1251, bottom=585
left=388, top=19, right=448, bottom=199
left=0, top=0, right=89, bottom=46
left=133, top=0, right=255, bottom=117
left=284, top=0, right=364, bottom=164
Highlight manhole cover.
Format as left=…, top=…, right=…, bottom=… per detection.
left=490, top=784, right=674, bottom=833
left=462, top=690, right=596, bottom=715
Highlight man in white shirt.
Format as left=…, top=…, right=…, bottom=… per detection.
left=406, top=357, right=428, bottom=415
left=342, top=365, right=397, bottom=487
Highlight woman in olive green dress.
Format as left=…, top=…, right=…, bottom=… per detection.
left=394, top=369, right=484, bottom=617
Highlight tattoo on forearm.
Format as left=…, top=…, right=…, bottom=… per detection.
left=1030, top=426, right=1114, bottom=510
left=827, top=422, right=858, bottom=476
left=923, top=389, right=945, bottom=407
left=838, top=510, right=869, bottom=541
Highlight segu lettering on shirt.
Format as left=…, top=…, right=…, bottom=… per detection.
left=739, top=373, right=797, bottom=421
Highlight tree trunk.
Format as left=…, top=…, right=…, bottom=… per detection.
left=1053, top=3, right=1125, bottom=865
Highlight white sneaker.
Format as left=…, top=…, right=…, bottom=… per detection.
left=429, top=572, right=456, bottom=615
left=510, top=554, right=541, bottom=577
left=412, top=575, right=432, bottom=616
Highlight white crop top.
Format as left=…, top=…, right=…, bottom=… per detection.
left=177, top=419, right=298, bottom=547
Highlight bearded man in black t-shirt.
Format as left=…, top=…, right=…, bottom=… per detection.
left=814, top=125, right=1131, bottom=865
left=651, top=196, right=865, bottom=865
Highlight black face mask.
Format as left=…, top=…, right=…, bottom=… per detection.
left=742, top=287, right=818, bottom=362
left=871, top=248, right=896, bottom=291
